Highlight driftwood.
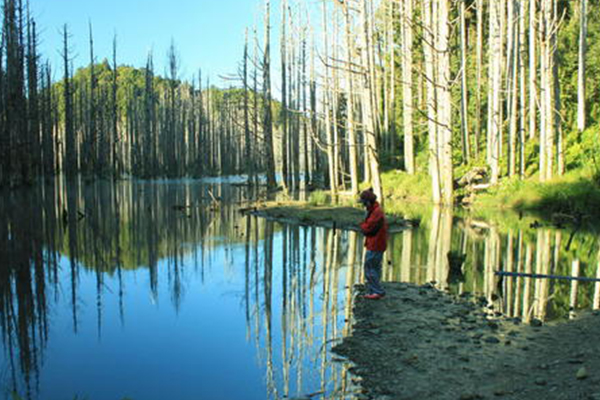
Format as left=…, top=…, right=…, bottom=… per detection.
left=471, top=183, right=491, bottom=191
left=457, top=167, right=488, bottom=187
left=456, top=167, right=491, bottom=205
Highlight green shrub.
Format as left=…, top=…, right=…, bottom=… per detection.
left=308, top=190, right=329, bottom=206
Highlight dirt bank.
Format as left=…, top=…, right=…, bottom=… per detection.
left=248, top=203, right=417, bottom=233
left=333, top=282, right=600, bottom=400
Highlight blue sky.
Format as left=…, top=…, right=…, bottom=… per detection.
left=30, top=0, right=273, bottom=86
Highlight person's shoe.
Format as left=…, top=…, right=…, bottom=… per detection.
left=363, top=293, right=383, bottom=300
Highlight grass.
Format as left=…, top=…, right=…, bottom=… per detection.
left=474, top=169, right=600, bottom=224
left=271, top=156, right=600, bottom=230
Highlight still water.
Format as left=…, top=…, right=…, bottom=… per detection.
left=0, top=179, right=599, bottom=400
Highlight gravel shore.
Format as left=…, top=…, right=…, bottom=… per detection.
left=333, top=282, right=600, bottom=400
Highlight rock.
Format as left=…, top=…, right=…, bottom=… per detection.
left=487, top=321, right=499, bottom=330
left=534, top=378, right=547, bottom=386
left=485, top=337, right=500, bottom=344
left=460, top=393, right=483, bottom=400
left=577, top=367, right=588, bottom=380
left=530, top=318, right=543, bottom=327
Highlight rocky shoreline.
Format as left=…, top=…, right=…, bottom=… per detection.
left=333, top=282, right=600, bottom=400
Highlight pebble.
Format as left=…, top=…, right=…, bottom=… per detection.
left=534, top=378, right=547, bottom=386
left=530, top=318, right=543, bottom=327
left=485, top=337, right=501, bottom=344
left=460, top=393, right=483, bottom=400
left=577, top=367, right=588, bottom=380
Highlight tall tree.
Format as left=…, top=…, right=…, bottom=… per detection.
left=459, top=0, right=470, bottom=164
left=280, top=0, right=289, bottom=190
left=400, top=0, right=415, bottom=174
left=263, top=0, right=277, bottom=189
left=344, top=0, right=359, bottom=193
left=62, top=24, right=76, bottom=176
left=360, top=0, right=383, bottom=202
left=436, top=0, right=453, bottom=204
left=577, top=0, right=587, bottom=133
left=487, top=0, right=502, bottom=184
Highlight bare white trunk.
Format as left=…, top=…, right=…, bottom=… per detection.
left=507, top=0, right=519, bottom=176
left=360, top=0, right=383, bottom=202
left=423, top=0, right=441, bottom=203
left=488, top=0, right=502, bottom=184
left=528, top=0, right=537, bottom=140
left=519, top=0, right=527, bottom=177
left=437, top=0, right=453, bottom=204
left=577, top=0, right=587, bottom=133
left=476, top=0, right=484, bottom=157
left=322, top=1, right=337, bottom=195
left=459, top=0, right=470, bottom=164
left=344, top=1, right=359, bottom=194
left=401, top=0, right=415, bottom=174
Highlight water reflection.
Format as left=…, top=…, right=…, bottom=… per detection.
left=0, top=179, right=361, bottom=400
left=386, top=208, right=600, bottom=323
left=1, top=180, right=599, bottom=399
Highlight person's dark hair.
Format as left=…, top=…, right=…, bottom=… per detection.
left=359, top=188, right=377, bottom=204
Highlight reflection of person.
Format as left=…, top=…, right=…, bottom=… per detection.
left=359, top=188, right=388, bottom=300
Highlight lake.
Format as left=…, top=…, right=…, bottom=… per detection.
left=1, top=179, right=598, bottom=400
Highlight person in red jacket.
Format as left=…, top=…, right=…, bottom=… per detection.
left=359, top=188, right=388, bottom=300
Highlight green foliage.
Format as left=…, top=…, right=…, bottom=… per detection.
left=564, top=125, right=600, bottom=172
left=474, top=170, right=600, bottom=226
left=380, top=170, right=432, bottom=202
left=308, top=190, right=329, bottom=206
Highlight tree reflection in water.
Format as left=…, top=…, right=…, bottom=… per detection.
left=1, top=180, right=599, bottom=399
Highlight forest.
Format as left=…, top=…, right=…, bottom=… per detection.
left=1, top=0, right=599, bottom=207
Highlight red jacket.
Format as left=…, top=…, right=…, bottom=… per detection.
left=360, top=202, right=388, bottom=252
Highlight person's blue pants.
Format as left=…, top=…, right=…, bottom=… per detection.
left=364, top=250, right=385, bottom=295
